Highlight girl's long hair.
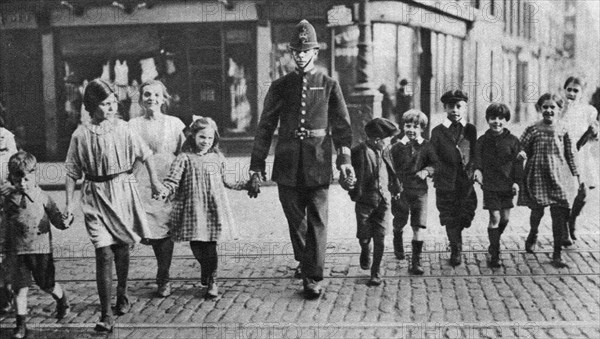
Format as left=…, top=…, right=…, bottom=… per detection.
left=181, top=116, right=221, bottom=154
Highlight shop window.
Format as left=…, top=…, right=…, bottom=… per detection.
left=55, top=23, right=257, bottom=152
left=0, top=30, right=45, bottom=159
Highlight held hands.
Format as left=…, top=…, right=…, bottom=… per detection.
left=247, top=172, right=262, bottom=199
left=339, top=166, right=356, bottom=191
left=60, top=206, right=74, bottom=230
left=517, top=151, right=527, bottom=161
left=473, top=169, right=483, bottom=185
left=153, top=186, right=170, bottom=201
left=415, top=170, right=429, bottom=181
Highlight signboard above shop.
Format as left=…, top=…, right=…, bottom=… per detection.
left=327, top=5, right=354, bottom=27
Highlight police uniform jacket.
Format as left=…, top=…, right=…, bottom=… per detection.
left=250, top=69, right=352, bottom=187
left=430, top=118, right=477, bottom=191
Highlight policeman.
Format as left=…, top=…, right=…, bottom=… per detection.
left=248, top=19, right=354, bottom=299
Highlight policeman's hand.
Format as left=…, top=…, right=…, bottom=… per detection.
left=473, top=169, right=483, bottom=185
left=415, top=170, right=429, bottom=181
left=340, top=164, right=355, bottom=181
left=247, top=173, right=261, bottom=199
left=338, top=173, right=356, bottom=191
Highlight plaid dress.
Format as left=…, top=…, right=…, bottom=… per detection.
left=163, top=152, right=246, bottom=242
left=518, top=121, right=579, bottom=208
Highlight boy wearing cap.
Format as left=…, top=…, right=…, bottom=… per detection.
left=344, top=118, right=400, bottom=286
left=430, top=90, right=478, bottom=267
left=390, top=110, right=438, bottom=275
left=249, top=20, right=353, bottom=299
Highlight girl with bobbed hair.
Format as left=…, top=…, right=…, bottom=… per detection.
left=64, top=78, right=164, bottom=332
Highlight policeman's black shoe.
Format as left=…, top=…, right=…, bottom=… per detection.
left=303, top=279, right=322, bottom=300
left=488, top=258, right=502, bottom=268
left=449, top=249, right=462, bottom=267
left=551, top=251, right=569, bottom=268
left=562, top=237, right=573, bottom=247
left=368, top=273, right=382, bottom=286
left=55, top=293, right=71, bottom=319
left=115, top=295, right=130, bottom=315
left=94, top=314, right=114, bottom=332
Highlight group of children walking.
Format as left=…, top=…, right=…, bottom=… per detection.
left=343, top=85, right=593, bottom=285
left=0, top=77, right=596, bottom=337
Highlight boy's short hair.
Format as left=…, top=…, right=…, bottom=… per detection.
left=8, top=151, right=37, bottom=180
left=485, top=103, right=511, bottom=121
left=401, top=109, right=428, bottom=130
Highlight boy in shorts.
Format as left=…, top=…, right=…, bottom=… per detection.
left=390, top=109, right=438, bottom=274
left=473, top=103, right=522, bottom=267
left=2, top=151, right=71, bottom=339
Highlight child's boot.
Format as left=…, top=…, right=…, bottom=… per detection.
left=446, top=227, right=462, bottom=267
left=115, top=287, right=131, bottom=315
left=569, top=184, right=587, bottom=241
left=53, top=290, right=70, bottom=319
left=368, top=237, right=384, bottom=286
left=487, top=228, right=502, bottom=268
left=409, top=240, right=424, bottom=275
left=526, top=208, right=543, bottom=253
left=550, top=206, right=570, bottom=268
left=551, top=245, right=569, bottom=268
left=205, top=273, right=219, bottom=299
left=12, top=314, right=27, bottom=339
left=359, top=239, right=371, bottom=270
left=393, top=231, right=405, bottom=260
left=95, top=247, right=115, bottom=332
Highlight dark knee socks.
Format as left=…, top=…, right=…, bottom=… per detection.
left=111, top=244, right=130, bottom=297
left=527, top=208, right=544, bottom=243
left=190, top=241, right=218, bottom=284
left=95, top=247, right=114, bottom=317
left=152, top=237, right=174, bottom=285
left=371, top=236, right=385, bottom=276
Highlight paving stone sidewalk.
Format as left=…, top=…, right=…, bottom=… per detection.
left=0, top=165, right=598, bottom=338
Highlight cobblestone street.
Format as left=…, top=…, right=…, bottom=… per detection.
left=1, top=163, right=599, bottom=338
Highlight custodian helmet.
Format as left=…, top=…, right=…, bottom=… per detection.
left=289, top=19, right=319, bottom=51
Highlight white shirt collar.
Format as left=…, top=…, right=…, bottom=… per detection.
left=399, top=135, right=424, bottom=145
left=442, top=118, right=467, bottom=128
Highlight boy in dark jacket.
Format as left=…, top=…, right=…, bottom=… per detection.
left=473, top=103, right=522, bottom=268
left=343, top=118, right=401, bottom=286
left=390, top=110, right=438, bottom=274
left=430, top=90, right=477, bottom=267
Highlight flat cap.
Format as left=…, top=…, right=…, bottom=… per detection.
left=365, top=117, right=399, bottom=139
left=440, top=89, right=468, bottom=104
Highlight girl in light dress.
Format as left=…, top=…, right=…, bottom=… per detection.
left=560, top=76, right=599, bottom=243
left=128, top=80, right=185, bottom=298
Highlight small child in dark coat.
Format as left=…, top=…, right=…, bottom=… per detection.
left=342, top=118, right=401, bottom=286
left=2, top=152, right=72, bottom=339
left=390, top=110, right=438, bottom=275
left=473, top=103, right=522, bottom=268
left=430, top=90, right=478, bottom=267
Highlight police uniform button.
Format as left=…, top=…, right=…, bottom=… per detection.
left=303, top=78, right=307, bottom=83
left=300, top=136, right=304, bottom=140
left=301, top=111, right=306, bottom=115
left=301, top=102, right=306, bottom=107
left=302, top=94, right=307, bottom=98
left=300, top=127, right=305, bottom=131
left=301, top=119, right=305, bottom=123
left=303, top=87, right=307, bottom=91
